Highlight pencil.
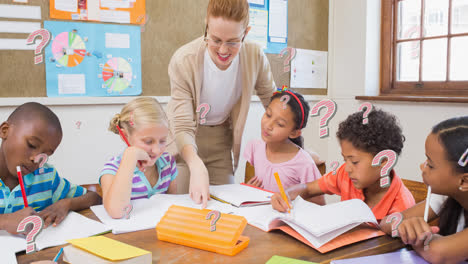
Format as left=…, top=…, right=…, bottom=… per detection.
left=16, top=166, right=28, bottom=208
left=274, top=172, right=291, bottom=213
left=116, top=125, right=142, bottom=167
left=53, top=247, right=63, bottom=262
left=423, top=186, right=432, bottom=222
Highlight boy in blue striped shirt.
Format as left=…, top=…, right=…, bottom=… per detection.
left=0, top=102, right=101, bottom=234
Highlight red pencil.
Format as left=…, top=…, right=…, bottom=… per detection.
left=16, top=166, right=29, bottom=207
left=116, top=125, right=143, bottom=167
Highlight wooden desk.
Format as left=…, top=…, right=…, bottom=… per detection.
left=17, top=210, right=405, bottom=264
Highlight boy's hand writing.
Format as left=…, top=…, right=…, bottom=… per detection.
left=0, top=207, right=37, bottom=234
left=38, top=198, right=71, bottom=228
left=246, top=176, right=263, bottom=188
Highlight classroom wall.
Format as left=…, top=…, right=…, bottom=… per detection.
left=0, top=0, right=466, bottom=188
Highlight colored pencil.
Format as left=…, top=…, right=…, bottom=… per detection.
left=116, top=125, right=143, bottom=167
left=16, top=166, right=28, bottom=207
left=423, top=186, right=432, bottom=222
left=53, top=247, right=63, bottom=262
left=274, top=172, right=291, bottom=213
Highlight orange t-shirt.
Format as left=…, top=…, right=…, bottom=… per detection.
left=317, top=164, right=415, bottom=220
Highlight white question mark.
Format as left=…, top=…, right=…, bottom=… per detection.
left=279, top=47, right=297, bottom=72
left=358, top=102, right=373, bottom=125
left=26, top=29, right=51, bottom=64
left=372, top=149, right=398, bottom=188
left=310, top=99, right=338, bottom=138
left=34, top=153, right=48, bottom=174
left=329, top=161, right=340, bottom=175
left=279, top=95, right=290, bottom=109
left=196, top=103, right=211, bottom=125
left=206, top=210, right=221, bottom=232
left=121, top=204, right=133, bottom=219
left=17, top=215, right=44, bottom=254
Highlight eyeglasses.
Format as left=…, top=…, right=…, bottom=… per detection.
left=204, top=25, right=246, bottom=48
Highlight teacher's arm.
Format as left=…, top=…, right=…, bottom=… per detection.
left=167, top=55, right=210, bottom=208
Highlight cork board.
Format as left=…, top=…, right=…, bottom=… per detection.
left=0, top=0, right=328, bottom=97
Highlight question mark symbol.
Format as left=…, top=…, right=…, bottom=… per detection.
left=279, top=47, right=297, bottom=72
left=17, top=215, right=44, bottom=254
left=206, top=210, right=221, bottom=232
left=26, top=29, right=51, bottom=64
left=196, top=103, right=211, bottom=125
left=310, top=99, right=337, bottom=138
left=422, top=231, right=434, bottom=251
left=279, top=95, right=290, bottom=109
left=372, top=149, right=398, bottom=188
left=385, top=212, right=403, bottom=237
left=358, top=102, right=373, bottom=125
left=329, top=161, right=340, bottom=175
left=34, top=153, right=48, bottom=174
left=122, top=204, right=133, bottom=219
left=76, top=121, right=82, bottom=129
left=137, top=14, right=150, bottom=32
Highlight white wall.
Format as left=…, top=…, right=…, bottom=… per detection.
left=0, top=0, right=466, bottom=186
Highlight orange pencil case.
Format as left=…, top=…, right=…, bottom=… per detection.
left=156, top=205, right=250, bottom=256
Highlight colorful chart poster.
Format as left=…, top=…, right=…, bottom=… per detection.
left=50, top=0, right=146, bottom=25
left=44, top=21, right=142, bottom=97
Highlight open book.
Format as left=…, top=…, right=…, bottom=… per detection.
left=209, top=184, right=273, bottom=207
left=91, top=194, right=238, bottom=234
left=235, top=197, right=384, bottom=252
left=0, top=211, right=110, bottom=263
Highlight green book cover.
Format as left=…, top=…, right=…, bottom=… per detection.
left=266, top=255, right=318, bottom=264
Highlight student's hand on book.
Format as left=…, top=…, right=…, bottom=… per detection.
left=397, top=216, right=439, bottom=246
left=189, top=161, right=210, bottom=209
left=1, top=207, right=37, bottom=234
left=271, top=193, right=291, bottom=213
left=246, top=176, right=263, bottom=188
left=39, top=198, right=72, bottom=228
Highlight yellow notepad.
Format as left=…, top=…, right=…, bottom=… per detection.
left=67, top=236, right=150, bottom=261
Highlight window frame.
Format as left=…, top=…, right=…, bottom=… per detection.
left=380, top=0, right=468, bottom=97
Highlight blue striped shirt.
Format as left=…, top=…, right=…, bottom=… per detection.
left=99, top=152, right=177, bottom=200
left=0, top=164, right=86, bottom=214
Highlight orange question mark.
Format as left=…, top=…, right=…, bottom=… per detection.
left=206, top=210, right=221, bottom=232
left=279, top=47, right=297, bottom=72
left=17, top=215, right=44, bottom=254
left=26, top=29, right=51, bottom=64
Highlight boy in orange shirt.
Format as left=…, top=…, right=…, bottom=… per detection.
left=271, top=109, right=415, bottom=220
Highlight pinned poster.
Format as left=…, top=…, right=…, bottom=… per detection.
left=44, top=21, right=142, bottom=97
left=50, top=0, right=146, bottom=25
left=290, top=48, right=328, bottom=89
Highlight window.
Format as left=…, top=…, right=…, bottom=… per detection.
left=381, top=0, right=468, bottom=97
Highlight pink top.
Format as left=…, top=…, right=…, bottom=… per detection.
left=243, top=139, right=322, bottom=193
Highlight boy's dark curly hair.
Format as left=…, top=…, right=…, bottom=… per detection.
left=336, top=108, right=405, bottom=155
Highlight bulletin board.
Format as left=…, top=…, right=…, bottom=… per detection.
left=0, top=0, right=328, bottom=97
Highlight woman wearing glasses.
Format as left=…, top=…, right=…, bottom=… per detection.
left=166, top=0, right=275, bottom=207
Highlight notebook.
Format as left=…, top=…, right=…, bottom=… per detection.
left=209, top=184, right=273, bottom=207
left=330, top=249, right=468, bottom=264
left=234, top=196, right=384, bottom=251
left=91, top=194, right=238, bottom=234
left=0, top=211, right=110, bottom=255
left=266, top=255, right=318, bottom=264
left=63, top=236, right=151, bottom=264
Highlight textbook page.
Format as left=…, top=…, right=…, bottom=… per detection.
left=209, top=184, right=272, bottom=207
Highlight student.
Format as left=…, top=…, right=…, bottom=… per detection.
left=0, top=102, right=101, bottom=234
left=271, top=109, right=415, bottom=220
left=244, top=89, right=324, bottom=205
left=100, top=97, right=177, bottom=219
left=380, top=116, right=468, bottom=264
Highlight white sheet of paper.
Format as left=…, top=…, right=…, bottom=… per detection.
left=100, top=10, right=131, bottom=23
left=87, top=0, right=100, bottom=21
left=58, top=74, right=86, bottom=94
left=105, top=33, right=130, bottom=49
left=0, top=247, right=18, bottom=264
left=13, top=0, right=28, bottom=3
left=55, top=0, right=78, bottom=12
left=209, top=184, right=272, bottom=207
left=0, top=39, right=37, bottom=50
left=248, top=0, right=265, bottom=5
left=0, top=4, right=41, bottom=19
left=0, top=21, right=41, bottom=33
left=247, top=8, right=268, bottom=50
left=100, top=0, right=131, bottom=9
left=291, top=48, right=328, bottom=89
left=268, top=0, right=288, bottom=42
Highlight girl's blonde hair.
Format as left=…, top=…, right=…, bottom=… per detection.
left=109, top=97, right=168, bottom=135
left=207, top=0, right=250, bottom=28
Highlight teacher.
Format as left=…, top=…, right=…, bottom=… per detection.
left=166, top=0, right=276, bottom=207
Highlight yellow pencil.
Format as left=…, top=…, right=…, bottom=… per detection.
left=274, top=172, right=291, bottom=213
